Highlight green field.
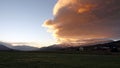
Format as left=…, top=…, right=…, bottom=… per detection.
left=0, top=51, right=120, bottom=68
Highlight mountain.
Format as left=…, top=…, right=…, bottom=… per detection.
left=12, top=45, right=39, bottom=51
left=39, top=44, right=64, bottom=51
left=0, top=41, right=39, bottom=51
left=0, top=44, right=13, bottom=51
left=39, top=40, right=120, bottom=52
left=0, top=42, right=13, bottom=51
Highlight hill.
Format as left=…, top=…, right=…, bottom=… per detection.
left=12, top=45, right=39, bottom=51
left=39, top=40, right=120, bottom=52
left=0, top=42, right=13, bottom=51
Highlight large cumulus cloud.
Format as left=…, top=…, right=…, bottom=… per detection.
left=43, top=0, right=120, bottom=43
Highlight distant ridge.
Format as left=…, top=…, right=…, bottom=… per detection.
left=0, top=44, right=13, bottom=51
left=39, top=40, right=120, bottom=52
left=12, top=45, right=39, bottom=51
left=0, top=41, right=39, bottom=51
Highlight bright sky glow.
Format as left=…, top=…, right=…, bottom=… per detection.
left=0, top=0, right=57, bottom=46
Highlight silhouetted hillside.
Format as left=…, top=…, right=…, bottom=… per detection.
left=0, top=41, right=39, bottom=51
left=12, top=45, right=39, bottom=51
left=39, top=40, right=120, bottom=52
left=0, top=44, right=13, bottom=51
left=39, top=45, right=64, bottom=51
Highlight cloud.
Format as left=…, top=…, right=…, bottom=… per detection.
left=43, top=0, right=120, bottom=44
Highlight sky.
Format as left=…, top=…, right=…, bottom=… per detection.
left=44, top=0, right=120, bottom=45
left=0, top=0, right=57, bottom=46
left=0, top=0, right=120, bottom=47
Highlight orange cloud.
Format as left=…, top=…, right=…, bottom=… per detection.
left=78, top=4, right=96, bottom=13
left=43, top=0, right=120, bottom=44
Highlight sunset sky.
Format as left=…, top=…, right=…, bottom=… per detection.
left=44, top=0, right=120, bottom=44
left=0, top=0, right=57, bottom=46
left=0, top=0, right=120, bottom=47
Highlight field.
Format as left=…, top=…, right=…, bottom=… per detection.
left=0, top=51, right=120, bottom=68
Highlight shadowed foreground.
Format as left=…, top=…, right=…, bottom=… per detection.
left=0, top=52, right=120, bottom=68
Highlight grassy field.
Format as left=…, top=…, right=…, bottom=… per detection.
left=0, top=51, right=120, bottom=68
